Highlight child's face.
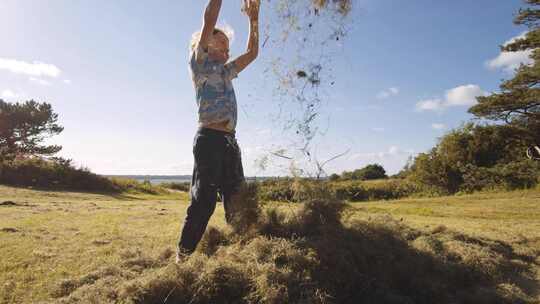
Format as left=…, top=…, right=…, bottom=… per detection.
left=207, top=32, right=230, bottom=64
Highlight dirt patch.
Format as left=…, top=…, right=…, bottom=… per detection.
left=0, top=201, right=34, bottom=207
left=1, top=227, right=19, bottom=233
left=91, top=239, right=111, bottom=246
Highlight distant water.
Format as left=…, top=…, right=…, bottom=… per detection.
left=106, top=175, right=191, bottom=185
left=144, top=178, right=191, bottom=185
left=106, top=175, right=271, bottom=185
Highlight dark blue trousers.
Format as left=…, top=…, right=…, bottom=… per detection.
left=178, top=127, right=245, bottom=254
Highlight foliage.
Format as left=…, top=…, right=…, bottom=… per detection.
left=108, top=177, right=167, bottom=195
left=0, top=157, right=165, bottom=194
left=407, top=124, right=539, bottom=194
left=330, top=179, right=420, bottom=201
left=0, top=99, right=63, bottom=160
left=469, top=0, right=540, bottom=146
left=257, top=177, right=296, bottom=202
left=460, top=160, right=540, bottom=193
left=257, top=177, right=418, bottom=202
left=328, top=173, right=340, bottom=181
left=160, top=181, right=191, bottom=192
left=408, top=150, right=462, bottom=195
left=341, top=163, right=388, bottom=180
left=0, top=157, right=115, bottom=192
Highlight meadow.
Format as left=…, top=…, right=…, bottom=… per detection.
left=0, top=185, right=539, bottom=303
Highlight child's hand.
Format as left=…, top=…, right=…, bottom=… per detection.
left=242, top=0, right=260, bottom=20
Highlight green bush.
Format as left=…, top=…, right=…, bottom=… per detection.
left=458, top=161, right=540, bottom=193
left=330, top=179, right=419, bottom=202
left=328, top=173, right=340, bottom=181
left=407, top=124, right=539, bottom=194
left=0, top=157, right=165, bottom=194
left=108, top=177, right=166, bottom=195
left=340, top=163, right=388, bottom=181
left=257, top=178, right=295, bottom=202
left=257, top=178, right=419, bottom=202
left=160, top=181, right=191, bottom=192
left=0, top=157, right=116, bottom=192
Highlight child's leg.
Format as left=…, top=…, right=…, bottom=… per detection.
left=178, top=131, right=225, bottom=254
left=222, top=135, right=245, bottom=224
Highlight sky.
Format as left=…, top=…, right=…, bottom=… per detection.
left=0, top=0, right=531, bottom=176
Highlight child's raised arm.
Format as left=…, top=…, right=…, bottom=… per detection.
left=197, top=0, right=222, bottom=55
left=230, top=0, right=260, bottom=74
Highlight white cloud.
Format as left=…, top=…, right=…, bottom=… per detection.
left=445, top=84, right=486, bottom=106
left=1, top=89, right=25, bottom=101
left=416, top=84, right=487, bottom=112
left=0, top=58, right=61, bottom=78
left=486, top=32, right=534, bottom=74
left=29, top=77, right=52, bottom=86
left=416, top=98, right=444, bottom=112
left=387, top=146, right=399, bottom=155
left=431, top=123, right=446, bottom=130
left=349, top=146, right=413, bottom=161
left=63, top=79, right=72, bottom=84
left=377, top=87, right=399, bottom=99
left=342, top=146, right=415, bottom=175
left=487, top=51, right=533, bottom=74
left=371, top=127, right=385, bottom=132
left=1, top=89, right=17, bottom=99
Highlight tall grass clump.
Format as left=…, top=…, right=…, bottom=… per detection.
left=108, top=177, right=167, bottom=195
left=330, top=179, right=420, bottom=201
left=160, top=182, right=191, bottom=192
left=52, top=184, right=538, bottom=304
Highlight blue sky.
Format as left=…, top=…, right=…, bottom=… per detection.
left=0, top=0, right=530, bottom=176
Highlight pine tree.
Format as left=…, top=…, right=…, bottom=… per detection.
left=0, top=99, right=63, bottom=160
left=469, top=0, right=540, bottom=146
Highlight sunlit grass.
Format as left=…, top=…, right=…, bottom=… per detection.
left=0, top=185, right=539, bottom=303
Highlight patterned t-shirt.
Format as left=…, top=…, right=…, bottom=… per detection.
left=189, top=44, right=239, bottom=132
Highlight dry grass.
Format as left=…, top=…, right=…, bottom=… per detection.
left=0, top=185, right=539, bottom=303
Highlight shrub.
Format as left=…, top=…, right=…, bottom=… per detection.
left=340, top=163, right=388, bottom=181
left=0, top=157, right=165, bottom=194
left=257, top=178, right=420, bottom=203
left=0, top=157, right=116, bottom=192
left=330, top=179, right=419, bottom=202
left=407, top=151, right=462, bottom=195
left=328, top=173, right=340, bottom=181
left=160, top=182, right=191, bottom=192
left=108, top=177, right=166, bottom=195
left=407, top=123, right=538, bottom=194
left=257, top=178, right=295, bottom=202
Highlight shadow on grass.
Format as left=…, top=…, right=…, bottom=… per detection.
left=0, top=184, right=168, bottom=201
left=107, top=193, right=147, bottom=201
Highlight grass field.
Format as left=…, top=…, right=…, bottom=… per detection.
left=0, top=185, right=539, bottom=303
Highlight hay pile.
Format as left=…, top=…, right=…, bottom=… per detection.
left=52, top=184, right=537, bottom=303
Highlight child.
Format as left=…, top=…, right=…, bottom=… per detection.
left=177, top=0, right=260, bottom=261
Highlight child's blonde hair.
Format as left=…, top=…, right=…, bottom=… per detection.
left=190, top=26, right=234, bottom=51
